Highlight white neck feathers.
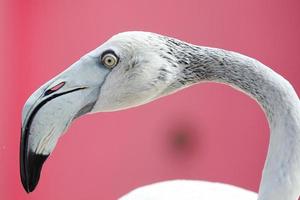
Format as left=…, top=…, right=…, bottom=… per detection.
left=165, top=40, right=300, bottom=200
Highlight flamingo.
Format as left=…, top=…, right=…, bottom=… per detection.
left=20, top=32, right=300, bottom=200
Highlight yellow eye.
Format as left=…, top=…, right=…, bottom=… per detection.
left=101, top=53, right=118, bottom=69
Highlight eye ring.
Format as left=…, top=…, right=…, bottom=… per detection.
left=101, top=51, right=119, bottom=69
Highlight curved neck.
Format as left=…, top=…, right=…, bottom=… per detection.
left=165, top=40, right=300, bottom=200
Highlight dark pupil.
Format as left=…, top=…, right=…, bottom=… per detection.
left=107, top=58, right=112, bottom=63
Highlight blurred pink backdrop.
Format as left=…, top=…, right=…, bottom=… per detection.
left=1, top=0, right=300, bottom=199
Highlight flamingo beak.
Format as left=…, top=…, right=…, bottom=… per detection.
left=20, top=56, right=110, bottom=192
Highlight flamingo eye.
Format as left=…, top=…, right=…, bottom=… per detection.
left=101, top=51, right=119, bottom=69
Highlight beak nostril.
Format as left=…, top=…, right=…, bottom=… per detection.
left=44, top=82, right=65, bottom=96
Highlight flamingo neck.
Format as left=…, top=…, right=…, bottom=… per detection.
left=165, top=40, right=300, bottom=200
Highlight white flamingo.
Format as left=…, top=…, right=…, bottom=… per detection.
left=21, top=32, right=300, bottom=200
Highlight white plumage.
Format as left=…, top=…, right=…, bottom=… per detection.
left=120, top=180, right=257, bottom=200
left=21, top=31, right=300, bottom=199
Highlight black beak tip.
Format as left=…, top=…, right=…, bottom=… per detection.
left=20, top=151, right=49, bottom=193
left=23, top=183, right=35, bottom=193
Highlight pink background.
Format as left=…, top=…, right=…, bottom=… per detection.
left=1, top=0, right=300, bottom=199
